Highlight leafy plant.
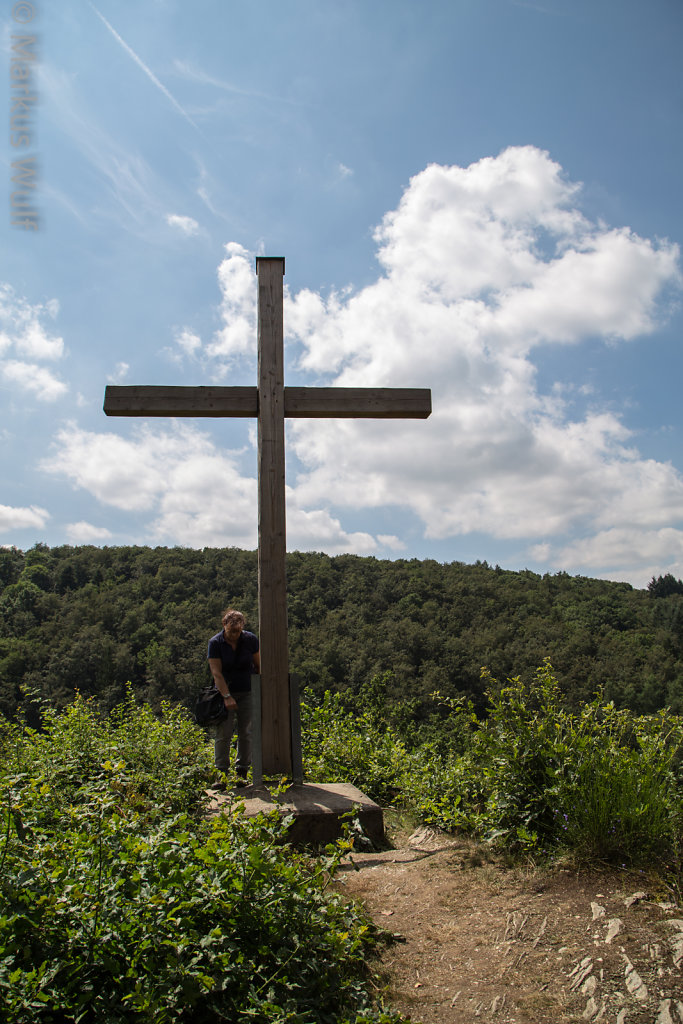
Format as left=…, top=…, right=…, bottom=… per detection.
left=0, top=690, right=407, bottom=1024
left=414, top=660, right=683, bottom=866
left=300, top=688, right=417, bottom=804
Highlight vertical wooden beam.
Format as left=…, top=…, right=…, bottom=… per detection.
left=103, top=255, right=430, bottom=785
left=256, top=257, right=291, bottom=774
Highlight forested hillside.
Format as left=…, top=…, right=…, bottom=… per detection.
left=2, top=543, right=683, bottom=721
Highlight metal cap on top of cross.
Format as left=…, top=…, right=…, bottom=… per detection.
left=104, top=257, right=432, bottom=776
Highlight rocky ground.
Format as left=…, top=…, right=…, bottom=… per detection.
left=335, top=824, right=683, bottom=1024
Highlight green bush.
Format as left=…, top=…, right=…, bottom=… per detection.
left=5, top=660, right=682, bottom=1024
left=415, top=660, right=683, bottom=866
left=301, top=666, right=683, bottom=871
left=301, top=689, right=417, bottom=804
left=0, top=691, right=407, bottom=1024
left=552, top=700, right=683, bottom=863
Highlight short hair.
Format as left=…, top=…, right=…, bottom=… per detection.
left=222, top=608, right=246, bottom=627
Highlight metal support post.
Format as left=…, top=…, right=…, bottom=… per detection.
left=251, top=674, right=263, bottom=787
left=289, top=674, right=303, bottom=785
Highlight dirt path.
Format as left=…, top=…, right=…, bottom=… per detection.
left=335, top=826, right=683, bottom=1024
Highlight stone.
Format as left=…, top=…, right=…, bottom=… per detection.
left=623, top=956, right=648, bottom=1002
left=655, top=999, right=683, bottom=1024
left=666, top=927, right=683, bottom=969
left=208, top=781, right=384, bottom=845
left=532, top=915, right=547, bottom=948
left=605, top=918, right=624, bottom=944
left=408, top=825, right=457, bottom=850
left=569, top=957, right=594, bottom=991
left=624, top=891, right=648, bottom=908
left=581, top=975, right=598, bottom=997
left=582, top=996, right=599, bottom=1019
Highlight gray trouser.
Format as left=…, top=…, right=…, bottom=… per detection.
left=213, top=691, right=252, bottom=776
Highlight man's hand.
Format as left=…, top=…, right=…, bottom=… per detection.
left=223, top=694, right=237, bottom=710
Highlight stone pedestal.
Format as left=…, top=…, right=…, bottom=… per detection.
left=206, top=781, right=384, bottom=846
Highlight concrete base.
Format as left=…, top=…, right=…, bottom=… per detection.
left=206, top=781, right=384, bottom=846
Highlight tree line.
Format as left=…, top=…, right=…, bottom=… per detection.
left=2, top=543, right=683, bottom=723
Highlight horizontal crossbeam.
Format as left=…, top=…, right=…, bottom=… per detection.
left=104, top=385, right=432, bottom=419
left=284, top=387, right=431, bottom=418
left=104, top=385, right=258, bottom=417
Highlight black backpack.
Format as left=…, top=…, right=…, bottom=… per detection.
left=194, top=685, right=229, bottom=727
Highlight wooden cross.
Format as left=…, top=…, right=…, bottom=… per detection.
left=104, top=257, right=431, bottom=775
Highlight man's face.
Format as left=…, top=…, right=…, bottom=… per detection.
left=223, top=618, right=243, bottom=640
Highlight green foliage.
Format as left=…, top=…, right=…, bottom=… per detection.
left=0, top=692, right=406, bottom=1024
left=299, top=672, right=473, bottom=807
left=648, top=573, right=683, bottom=598
left=413, top=661, right=683, bottom=867
left=9, top=684, right=210, bottom=819
left=300, top=664, right=683, bottom=872
left=3, top=540, right=683, bottom=880
left=4, top=544, right=683, bottom=722
left=301, top=687, right=417, bottom=805
left=3, top=658, right=683, bottom=1024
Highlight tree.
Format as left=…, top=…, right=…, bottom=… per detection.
left=648, top=574, right=683, bottom=599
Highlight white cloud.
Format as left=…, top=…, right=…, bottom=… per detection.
left=174, top=329, right=202, bottom=357
left=372, top=146, right=586, bottom=304
left=378, top=534, right=407, bottom=551
left=41, top=422, right=258, bottom=546
left=2, top=361, right=67, bottom=401
left=285, top=498, right=378, bottom=555
left=37, top=64, right=182, bottom=230
left=161, top=243, right=256, bottom=371
left=535, top=527, right=683, bottom=585
left=40, top=421, right=389, bottom=553
left=41, top=422, right=210, bottom=511
left=284, top=147, right=681, bottom=579
left=107, top=362, right=129, bottom=384
left=39, top=148, right=683, bottom=582
left=15, top=321, right=64, bottom=361
left=151, top=450, right=258, bottom=548
left=491, top=228, right=681, bottom=347
left=0, top=285, right=68, bottom=399
left=172, top=59, right=306, bottom=108
left=66, top=521, right=113, bottom=543
left=206, top=242, right=257, bottom=364
left=0, top=503, right=49, bottom=531
left=166, top=213, right=200, bottom=236
left=89, top=5, right=200, bottom=132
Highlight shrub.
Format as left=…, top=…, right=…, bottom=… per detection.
left=415, top=660, right=683, bottom=866
left=553, top=700, right=683, bottom=863
left=0, top=691, right=407, bottom=1024
left=300, top=689, right=417, bottom=805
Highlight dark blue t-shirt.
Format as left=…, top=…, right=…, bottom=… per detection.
left=207, top=629, right=259, bottom=693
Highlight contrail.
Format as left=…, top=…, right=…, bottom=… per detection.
left=89, top=4, right=201, bottom=132
left=174, top=59, right=308, bottom=108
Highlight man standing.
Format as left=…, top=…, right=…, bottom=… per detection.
left=207, top=609, right=260, bottom=785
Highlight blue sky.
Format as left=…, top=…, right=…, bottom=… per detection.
left=2, top=0, right=682, bottom=587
